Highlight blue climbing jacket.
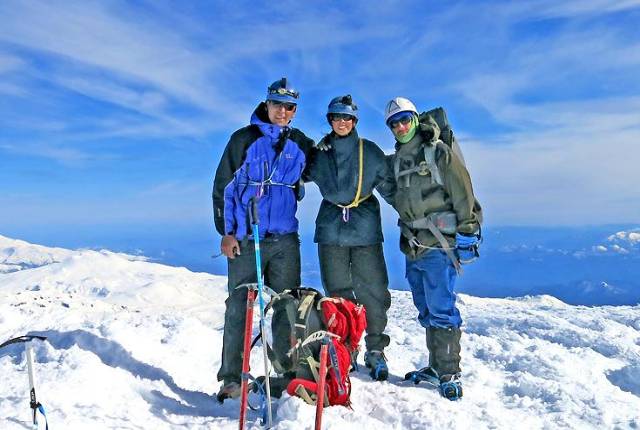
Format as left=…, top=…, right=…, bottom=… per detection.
left=213, top=103, right=314, bottom=240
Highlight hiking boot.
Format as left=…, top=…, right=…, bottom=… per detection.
left=216, top=381, right=242, bottom=403
left=364, top=350, right=388, bottom=381
left=439, top=373, right=463, bottom=401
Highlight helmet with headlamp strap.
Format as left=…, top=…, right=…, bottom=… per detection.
left=266, top=77, right=299, bottom=103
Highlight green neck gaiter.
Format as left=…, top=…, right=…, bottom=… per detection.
left=394, top=115, right=418, bottom=144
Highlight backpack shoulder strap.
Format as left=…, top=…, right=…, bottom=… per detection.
left=422, top=143, right=443, bottom=186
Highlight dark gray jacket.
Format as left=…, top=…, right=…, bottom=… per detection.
left=306, top=129, right=395, bottom=246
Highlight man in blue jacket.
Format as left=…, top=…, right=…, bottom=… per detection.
left=212, top=78, right=314, bottom=402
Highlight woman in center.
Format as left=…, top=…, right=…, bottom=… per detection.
left=306, top=94, right=395, bottom=381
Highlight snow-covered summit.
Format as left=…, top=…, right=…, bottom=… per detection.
left=0, top=234, right=148, bottom=274
left=1, top=236, right=639, bottom=429
left=0, top=234, right=75, bottom=273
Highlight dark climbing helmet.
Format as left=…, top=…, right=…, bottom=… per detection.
left=266, top=77, right=300, bottom=104
left=326, top=94, right=358, bottom=124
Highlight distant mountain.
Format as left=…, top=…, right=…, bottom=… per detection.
left=452, top=225, right=640, bottom=306
left=0, top=235, right=75, bottom=274
left=3, top=224, right=639, bottom=306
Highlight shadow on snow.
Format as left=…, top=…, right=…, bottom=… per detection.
left=1, top=329, right=253, bottom=423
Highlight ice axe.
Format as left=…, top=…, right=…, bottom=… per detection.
left=314, top=336, right=330, bottom=430
left=237, top=196, right=274, bottom=430
left=248, top=196, right=273, bottom=428
left=0, top=335, right=49, bottom=429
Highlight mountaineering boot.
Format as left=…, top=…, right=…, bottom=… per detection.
left=404, top=327, right=440, bottom=386
left=426, top=326, right=436, bottom=369
left=439, top=373, right=463, bottom=401
left=404, top=366, right=440, bottom=386
left=430, top=327, right=461, bottom=375
left=430, top=326, right=463, bottom=400
left=364, top=350, right=388, bottom=381
left=216, top=381, right=242, bottom=403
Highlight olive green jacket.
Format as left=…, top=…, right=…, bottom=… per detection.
left=387, top=118, right=482, bottom=259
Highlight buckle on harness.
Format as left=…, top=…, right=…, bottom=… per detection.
left=416, top=160, right=430, bottom=176
left=409, top=237, right=423, bottom=249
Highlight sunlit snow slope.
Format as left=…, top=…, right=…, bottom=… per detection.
left=1, top=235, right=639, bottom=429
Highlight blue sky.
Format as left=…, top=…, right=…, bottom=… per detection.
left=1, top=0, right=639, bottom=238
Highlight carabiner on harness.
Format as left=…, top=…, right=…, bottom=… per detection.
left=342, top=207, right=350, bottom=222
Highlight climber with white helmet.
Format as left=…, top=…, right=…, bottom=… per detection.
left=382, top=96, right=483, bottom=400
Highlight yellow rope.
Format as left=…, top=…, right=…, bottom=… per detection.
left=338, top=139, right=370, bottom=209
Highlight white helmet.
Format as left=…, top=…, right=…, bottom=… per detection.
left=384, top=97, right=418, bottom=124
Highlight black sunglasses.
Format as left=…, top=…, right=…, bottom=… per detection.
left=330, top=113, right=355, bottom=122
left=268, top=100, right=296, bottom=112
left=388, top=112, right=413, bottom=129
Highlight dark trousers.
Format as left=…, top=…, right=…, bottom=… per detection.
left=318, top=243, right=391, bottom=351
left=217, top=233, right=301, bottom=384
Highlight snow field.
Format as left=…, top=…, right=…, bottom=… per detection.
left=1, top=235, right=639, bottom=429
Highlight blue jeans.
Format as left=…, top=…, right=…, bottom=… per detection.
left=406, top=249, right=462, bottom=329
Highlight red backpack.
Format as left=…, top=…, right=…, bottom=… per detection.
left=285, top=295, right=367, bottom=407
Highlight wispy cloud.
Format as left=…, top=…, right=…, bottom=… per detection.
left=0, top=52, right=24, bottom=72
left=522, top=0, right=640, bottom=18
left=1, top=142, right=100, bottom=167
left=463, top=96, right=640, bottom=225
left=0, top=1, right=394, bottom=137
left=1, top=1, right=639, bottom=226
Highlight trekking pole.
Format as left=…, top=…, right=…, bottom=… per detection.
left=249, top=196, right=273, bottom=428
left=315, top=338, right=330, bottom=430
left=238, top=285, right=257, bottom=430
left=0, top=335, right=49, bottom=430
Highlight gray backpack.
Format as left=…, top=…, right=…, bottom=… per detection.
left=418, top=107, right=466, bottom=166
left=418, top=106, right=482, bottom=222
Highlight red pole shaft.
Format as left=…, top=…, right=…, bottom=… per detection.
left=239, top=289, right=256, bottom=430
left=315, top=343, right=329, bottom=430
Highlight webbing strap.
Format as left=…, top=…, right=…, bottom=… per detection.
left=423, top=219, right=461, bottom=274
left=276, top=298, right=300, bottom=374
left=306, top=356, right=320, bottom=382
left=399, top=220, right=462, bottom=274
left=295, top=384, right=315, bottom=405
left=294, top=382, right=328, bottom=406
left=298, top=294, right=315, bottom=319
left=247, top=180, right=295, bottom=188
left=327, top=342, right=345, bottom=395
left=422, top=142, right=443, bottom=185
left=393, top=140, right=444, bottom=188
left=404, top=212, right=457, bottom=235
